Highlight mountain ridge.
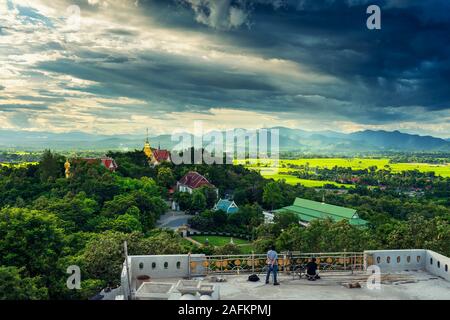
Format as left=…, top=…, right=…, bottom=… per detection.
left=0, top=128, right=449, bottom=152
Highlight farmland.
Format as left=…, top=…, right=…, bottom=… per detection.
left=0, top=162, right=38, bottom=168
left=236, top=158, right=450, bottom=186
left=254, top=168, right=353, bottom=188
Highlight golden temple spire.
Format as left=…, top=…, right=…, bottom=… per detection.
left=143, top=128, right=153, bottom=159
left=64, top=159, right=71, bottom=179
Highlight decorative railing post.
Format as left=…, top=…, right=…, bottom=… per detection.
left=344, top=249, right=347, bottom=271
left=363, top=251, right=370, bottom=271
left=187, top=252, right=191, bottom=279
left=352, top=253, right=355, bottom=274
left=252, top=251, right=255, bottom=274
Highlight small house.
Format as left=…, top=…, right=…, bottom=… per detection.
left=176, top=171, right=217, bottom=194
left=213, top=199, right=239, bottom=214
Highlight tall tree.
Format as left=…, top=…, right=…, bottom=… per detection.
left=262, top=181, right=284, bottom=210
left=273, top=211, right=299, bottom=230
left=191, top=190, right=207, bottom=213
left=200, top=185, right=218, bottom=208
left=157, top=167, right=175, bottom=188
left=38, top=149, right=62, bottom=182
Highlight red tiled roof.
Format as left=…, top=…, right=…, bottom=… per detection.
left=152, top=149, right=170, bottom=163
left=178, top=171, right=214, bottom=189
left=74, top=157, right=118, bottom=172
left=100, top=158, right=118, bottom=171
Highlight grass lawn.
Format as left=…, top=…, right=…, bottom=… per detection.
left=190, top=235, right=256, bottom=254
left=238, top=244, right=257, bottom=254
left=191, top=235, right=250, bottom=246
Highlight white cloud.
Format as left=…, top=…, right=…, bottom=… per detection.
left=87, top=0, right=100, bottom=5
left=181, top=0, right=250, bottom=30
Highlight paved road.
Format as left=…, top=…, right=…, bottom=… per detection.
left=163, top=216, right=189, bottom=228
left=157, top=210, right=191, bottom=230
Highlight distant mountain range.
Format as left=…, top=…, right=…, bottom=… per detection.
left=271, top=128, right=450, bottom=152
left=0, top=128, right=449, bottom=153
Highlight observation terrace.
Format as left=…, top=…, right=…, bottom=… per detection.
left=102, top=249, right=450, bottom=300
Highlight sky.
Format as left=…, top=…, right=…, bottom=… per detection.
left=0, top=0, right=449, bottom=138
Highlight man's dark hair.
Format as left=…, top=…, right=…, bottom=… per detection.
left=311, top=257, right=316, bottom=262
left=270, top=245, right=275, bottom=251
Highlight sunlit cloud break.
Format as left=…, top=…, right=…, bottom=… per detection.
left=0, top=0, right=449, bottom=138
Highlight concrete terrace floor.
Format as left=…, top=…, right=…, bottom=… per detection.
left=205, top=271, right=450, bottom=300
left=106, top=270, right=450, bottom=300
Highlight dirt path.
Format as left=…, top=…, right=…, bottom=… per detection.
left=184, top=237, right=202, bottom=246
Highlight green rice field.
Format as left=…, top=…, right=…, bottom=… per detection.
left=235, top=158, right=450, bottom=186
left=256, top=169, right=353, bottom=188
left=0, top=162, right=38, bottom=168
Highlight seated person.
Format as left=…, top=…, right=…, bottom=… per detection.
left=306, top=258, right=320, bottom=281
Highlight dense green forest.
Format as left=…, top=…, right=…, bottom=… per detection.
left=0, top=149, right=449, bottom=299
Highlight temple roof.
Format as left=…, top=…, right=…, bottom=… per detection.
left=72, top=157, right=118, bottom=171
left=152, top=148, right=170, bottom=162
left=214, top=199, right=239, bottom=214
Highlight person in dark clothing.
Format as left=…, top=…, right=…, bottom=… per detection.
left=306, top=257, right=320, bottom=281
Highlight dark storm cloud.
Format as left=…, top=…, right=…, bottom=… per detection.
left=164, top=0, right=450, bottom=122
left=5, top=0, right=448, bottom=135
left=36, top=49, right=281, bottom=114
left=65, top=0, right=449, bottom=124
left=215, top=0, right=450, bottom=112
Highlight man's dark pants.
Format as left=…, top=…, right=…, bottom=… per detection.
left=266, top=264, right=278, bottom=283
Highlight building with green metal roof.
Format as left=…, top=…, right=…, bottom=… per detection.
left=274, top=197, right=368, bottom=226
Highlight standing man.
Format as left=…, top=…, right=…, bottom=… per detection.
left=266, top=245, right=280, bottom=285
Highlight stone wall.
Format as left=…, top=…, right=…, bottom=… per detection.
left=364, top=249, right=449, bottom=281
left=120, top=254, right=207, bottom=299
left=425, top=250, right=450, bottom=281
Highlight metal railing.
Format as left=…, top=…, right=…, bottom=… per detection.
left=188, top=251, right=365, bottom=276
